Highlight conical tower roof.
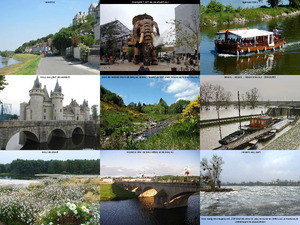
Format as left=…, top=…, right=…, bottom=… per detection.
left=32, top=76, right=42, bottom=89
left=53, top=79, right=62, bottom=93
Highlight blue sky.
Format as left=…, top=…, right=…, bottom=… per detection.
left=0, top=0, right=97, bottom=51
left=201, top=151, right=300, bottom=183
left=100, top=150, right=200, bottom=177
left=100, top=75, right=200, bottom=106
left=0, top=151, right=100, bottom=164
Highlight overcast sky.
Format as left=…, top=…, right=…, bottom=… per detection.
left=0, top=75, right=100, bottom=115
left=100, top=4, right=180, bottom=45
left=200, top=151, right=300, bottom=183
left=0, top=151, right=100, bottom=164
left=101, top=150, right=200, bottom=177
left=201, top=76, right=300, bottom=101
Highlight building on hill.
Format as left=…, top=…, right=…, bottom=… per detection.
left=73, top=1, right=100, bottom=25
left=20, top=77, right=90, bottom=121
left=73, top=11, right=87, bottom=25
left=24, top=38, right=54, bottom=54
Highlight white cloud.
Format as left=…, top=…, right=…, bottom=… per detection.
left=163, top=78, right=199, bottom=101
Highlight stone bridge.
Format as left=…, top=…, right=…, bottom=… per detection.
left=0, top=120, right=100, bottom=150
left=115, top=181, right=200, bottom=209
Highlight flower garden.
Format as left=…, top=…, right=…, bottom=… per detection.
left=0, top=177, right=100, bottom=225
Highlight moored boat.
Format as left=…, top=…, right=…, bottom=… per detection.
left=219, top=130, right=245, bottom=145
left=215, top=28, right=285, bottom=55
left=256, top=129, right=276, bottom=142
left=243, top=139, right=258, bottom=150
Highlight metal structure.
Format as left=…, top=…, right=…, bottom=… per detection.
left=0, top=100, right=12, bottom=121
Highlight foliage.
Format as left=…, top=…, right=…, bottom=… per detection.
left=71, top=35, right=80, bottom=47
left=100, top=85, right=125, bottom=107
left=79, top=43, right=89, bottom=62
left=2, top=159, right=100, bottom=175
left=65, top=54, right=74, bottom=60
left=169, top=100, right=190, bottom=114
left=0, top=50, right=15, bottom=57
left=14, top=34, right=54, bottom=53
left=14, top=55, right=42, bottom=75
left=289, top=0, right=300, bottom=8
left=84, top=34, right=95, bottom=47
left=200, top=155, right=224, bottom=191
left=206, top=0, right=225, bottom=12
left=53, top=28, right=77, bottom=52
left=91, top=105, right=98, bottom=120
left=267, top=0, right=281, bottom=8
left=0, top=177, right=100, bottom=225
left=182, top=95, right=200, bottom=120
left=104, top=23, right=117, bottom=57
left=225, top=4, right=235, bottom=12
left=0, top=75, right=8, bottom=91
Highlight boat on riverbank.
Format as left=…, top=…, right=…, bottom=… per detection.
left=218, top=130, right=245, bottom=145
left=215, top=28, right=286, bottom=55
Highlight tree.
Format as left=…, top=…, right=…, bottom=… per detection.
left=53, top=28, right=78, bottom=55
left=167, top=6, right=200, bottom=70
left=200, top=82, right=214, bottom=110
left=200, top=155, right=224, bottom=191
left=158, top=98, right=168, bottom=114
left=169, top=99, right=190, bottom=113
left=137, top=102, right=142, bottom=112
left=289, top=0, right=300, bottom=8
left=245, top=88, right=260, bottom=109
left=267, top=0, right=282, bottom=8
left=91, top=105, right=98, bottom=120
left=0, top=75, right=8, bottom=92
left=84, top=35, right=95, bottom=47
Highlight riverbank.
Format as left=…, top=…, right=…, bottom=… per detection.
left=200, top=187, right=236, bottom=192
left=100, top=183, right=136, bottom=201
left=0, top=54, right=42, bottom=75
left=201, top=7, right=300, bottom=26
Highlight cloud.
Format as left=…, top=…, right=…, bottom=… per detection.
left=163, top=78, right=199, bottom=101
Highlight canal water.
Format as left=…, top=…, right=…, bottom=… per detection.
left=100, top=195, right=200, bottom=225
left=0, top=56, right=20, bottom=69
left=5, top=133, right=100, bottom=150
left=0, top=175, right=41, bottom=187
left=200, top=14, right=300, bottom=75
left=200, top=186, right=300, bottom=216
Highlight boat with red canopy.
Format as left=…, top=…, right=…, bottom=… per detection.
left=214, top=28, right=286, bottom=55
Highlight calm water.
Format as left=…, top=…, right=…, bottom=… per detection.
left=101, top=195, right=200, bottom=225
left=200, top=106, right=268, bottom=120
left=0, top=56, right=20, bottom=68
left=200, top=14, right=300, bottom=75
left=200, top=186, right=300, bottom=216
left=6, top=133, right=100, bottom=150
left=0, top=176, right=41, bottom=187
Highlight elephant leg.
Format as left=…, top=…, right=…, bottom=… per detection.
left=133, top=47, right=140, bottom=64
left=151, top=49, right=158, bottom=65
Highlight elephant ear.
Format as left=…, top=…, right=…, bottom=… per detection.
left=132, top=13, right=154, bottom=25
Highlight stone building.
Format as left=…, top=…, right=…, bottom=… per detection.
left=73, top=1, right=100, bottom=25
left=20, top=77, right=90, bottom=121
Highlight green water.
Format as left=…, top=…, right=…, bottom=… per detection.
left=200, top=14, right=300, bottom=75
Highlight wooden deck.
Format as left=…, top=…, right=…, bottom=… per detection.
left=226, top=128, right=271, bottom=150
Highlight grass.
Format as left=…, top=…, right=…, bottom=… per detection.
left=201, top=7, right=298, bottom=26
left=100, top=183, right=136, bottom=201
left=136, top=120, right=200, bottom=150
left=0, top=54, right=42, bottom=75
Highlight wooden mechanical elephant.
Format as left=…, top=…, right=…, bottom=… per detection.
left=127, top=14, right=160, bottom=66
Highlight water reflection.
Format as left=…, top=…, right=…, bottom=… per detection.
left=6, top=133, right=100, bottom=150
left=0, top=56, right=21, bottom=68
left=101, top=195, right=200, bottom=225
left=200, top=14, right=300, bottom=75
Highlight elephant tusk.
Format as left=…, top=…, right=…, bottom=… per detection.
left=139, top=33, right=144, bottom=43
left=151, top=33, right=155, bottom=41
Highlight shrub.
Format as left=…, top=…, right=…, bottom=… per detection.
left=206, top=0, right=225, bottom=12
left=225, top=4, right=235, bottom=13
left=65, top=53, right=74, bottom=60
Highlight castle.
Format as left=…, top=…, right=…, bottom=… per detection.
left=20, top=77, right=90, bottom=121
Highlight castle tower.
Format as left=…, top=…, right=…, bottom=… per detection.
left=19, top=102, right=27, bottom=120
left=29, top=76, right=44, bottom=120
left=50, top=80, right=64, bottom=120
left=82, top=99, right=90, bottom=121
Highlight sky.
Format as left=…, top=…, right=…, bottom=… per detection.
left=100, top=150, right=200, bottom=177
left=200, top=150, right=300, bottom=183
left=200, top=75, right=300, bottom=101
left=100, top=75, right=200, bottom=105
left=0, top=0, right=97, bottom=51
left=0, top=150, right=100, bottom=164
left=0, top=75, right=100, bottom=115
left=100, top=4, right=180, bottom=45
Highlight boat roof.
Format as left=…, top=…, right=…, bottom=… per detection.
left=216, top=28, right=273, bottom=38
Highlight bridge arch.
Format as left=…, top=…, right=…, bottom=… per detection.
left=168, top=191, right=197, bottom=208
left=72, top=126, right=85, bottom=135
left=6, top=129, right=39, bottom=150
left=48, top=128, right=67, bottom=140
left=139, top=186, right=158, bottom=197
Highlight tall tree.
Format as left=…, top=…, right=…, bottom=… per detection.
left=245, top=88, right=260, bottom=109
left=91, top=105, right=98, bottom=120
left=0, top=75, right=8, bottom=92
left=200, top=155, right=224, bottom=191
left=53, top=28, right=78, bottom=55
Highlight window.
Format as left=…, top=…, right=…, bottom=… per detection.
left=44, top=109, right=46, bottom=113
left=60, top=109, right=62, bottom=112
left=44, top=116, right=46, bottom=119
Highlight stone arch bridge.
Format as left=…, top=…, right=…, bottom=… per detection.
left=115, top=181, right=200, bottom=209
left=0, top=120, right=100, bottom=150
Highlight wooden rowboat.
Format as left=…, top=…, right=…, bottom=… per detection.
left=219, top=130, right=245, bottom=145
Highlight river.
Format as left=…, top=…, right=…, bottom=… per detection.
left=200, top=186, right=300, bottom=216
left=5, top=133, right=100, bottom=150
left=200, top=14, right=300, bottom=75
left=0, top=175, right=41, bottom=187
left=0, top=56, right=20, bottom=69
left=100, top=195, right=200, bottom=225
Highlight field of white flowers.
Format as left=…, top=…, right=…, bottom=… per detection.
left=0, top=177, right=100, bottom=225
